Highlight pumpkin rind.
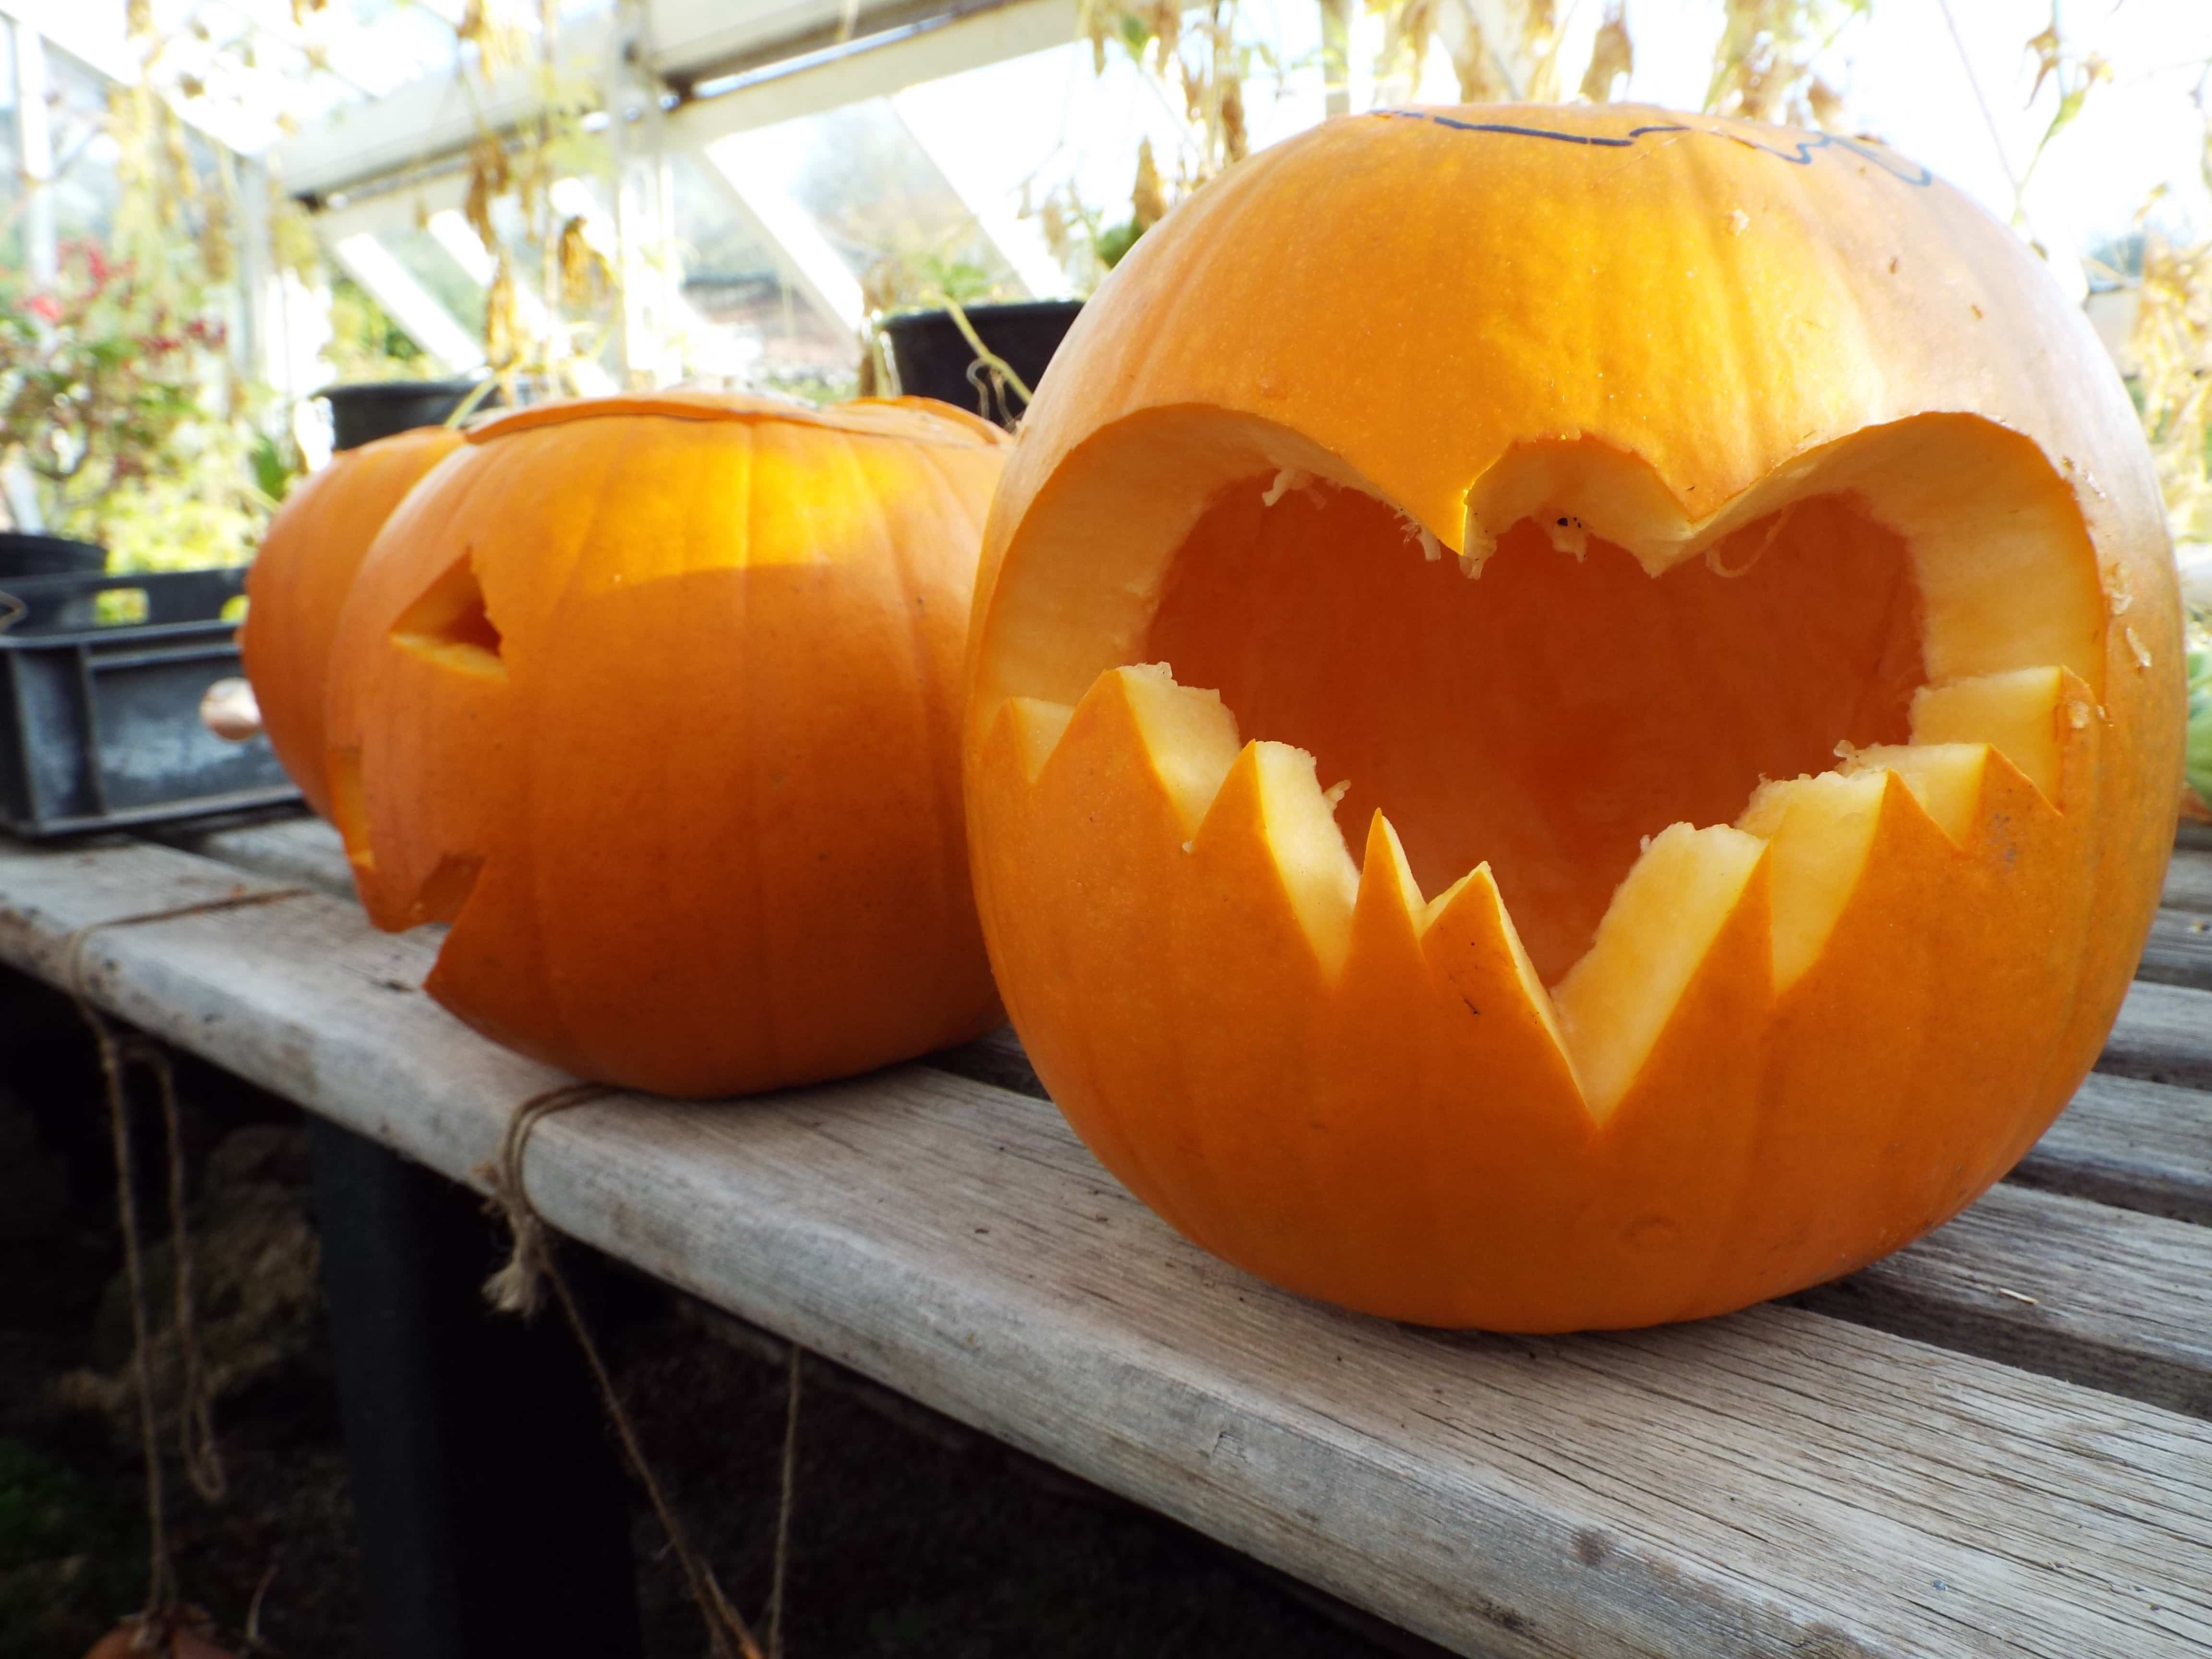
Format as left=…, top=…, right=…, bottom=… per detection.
left=328, top=394, right=1007, bottom=1097
left=240, top=425, right=465, bottom=817
left=964, top=106, right=2186, bottom=1330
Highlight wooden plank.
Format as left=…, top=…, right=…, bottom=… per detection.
left=2101, top=979, right=2212, bottom=1092
left=1, top=837, right=2211, bottom=1658
left=940, top=1031, right=2212, bottom=1225
left=156, top=813, right=358, bottom=902
left=2014, top=1072, right=2212, bottom=1225
left=1794, top=1181, right=2212, bottom=1418
left=941, top=1038, right=2212, bottom=1419
left=2143, top=907, right=2212, bottom=990
left=164, top=819, right=2212, bottom=1081
left=2170, top=845, right=2212, bottom=915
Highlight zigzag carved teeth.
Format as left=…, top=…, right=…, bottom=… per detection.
left=992, top=653, right=2094, bottom=1124
left=1551, top=823, right=1769, bottom=1119
left=1116, top=662, right=1240, bottom=838
left=1905, top=664, right=2090, bottom=810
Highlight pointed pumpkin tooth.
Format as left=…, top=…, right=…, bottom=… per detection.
left=1908, top=665, right=2078, bottom=805
left=1738, top=769, right=1889, bottom=995
left=1419, top=861, right=1579, bottom=1084
left=1115, top=663, right=1242, bottom=837
left=997, top=697, right=1075, bottom=781
left=1552, top=822, right=1768, bottom=1119
left=1336, top=814, right=1433, bottom=1016
left=1193, top=740, right=1360, bottom=977
left=1841, top=742, right=1988, bottom=846
left=1357, top=812, right=1426, bottom=926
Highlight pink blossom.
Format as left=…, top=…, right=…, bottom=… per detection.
left=26, top=294, right=62, bottom=324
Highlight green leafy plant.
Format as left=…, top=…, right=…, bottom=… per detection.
left=0, top=241, right=246, bottom=559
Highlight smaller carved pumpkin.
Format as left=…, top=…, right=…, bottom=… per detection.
left=240, top=426, right=465, bottom=817
left=326, top=393, right=1008, bottom=1097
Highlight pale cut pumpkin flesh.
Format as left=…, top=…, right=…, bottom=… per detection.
left=974, top=411, right=2103, bottom=1131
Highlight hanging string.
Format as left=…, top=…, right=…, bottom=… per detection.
left=143, top=1041, right=226, bottom=1503
left=482, top=1084, right=805, bottom=1659
left=87, top=1007, right=177, bottom=1618
left=766, top=1341, right=802, bottom=1659
left=61, top=884, right=315, bottom=1618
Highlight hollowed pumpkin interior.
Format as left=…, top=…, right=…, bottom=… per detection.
left=391, top=553, right=506, bottom=678
left=976, top=409, right=2108, bottom=1116
left=1145, top=482, right=1926, bottom=982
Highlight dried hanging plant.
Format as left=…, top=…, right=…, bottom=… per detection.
left=1705, top=0, right=1868, bottom=129
left=1579, top=3, right=1636, bottom=104
left=1022, top=0, right=1276, bottom=291
left=1366, top=0, right=1560, bottom=105
left=1077, top=0, right=1257, bottom=190
left=2020, top=9, right=2113, bottom=202
left=2133, top=216, right=2212, bottom=547
left=444, top=0, right=616, bottom=386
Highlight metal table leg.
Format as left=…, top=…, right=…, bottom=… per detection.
left=306, top=1115, right=641, bottom=1659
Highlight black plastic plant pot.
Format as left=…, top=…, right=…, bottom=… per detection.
left=0, top=532, right=106, bottom=580
left=883, top=300, right=1084, bottom=427
left=320, top=378, right=499, bottom=452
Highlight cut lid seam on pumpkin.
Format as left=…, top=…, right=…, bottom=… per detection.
left=467, top=394, right=1010, bottom=451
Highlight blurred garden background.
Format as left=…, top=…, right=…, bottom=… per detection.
left=7, top=4, right=2212, bottom=1654
left=2, top=0, right=2212, bottom=589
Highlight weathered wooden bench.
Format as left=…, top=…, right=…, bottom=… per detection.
left=3, top=814, right=2208, bottom=1658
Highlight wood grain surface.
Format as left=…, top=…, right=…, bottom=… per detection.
left=0, top=834, right=2209, bottom=1657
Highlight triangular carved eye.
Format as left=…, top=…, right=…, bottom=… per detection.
left=392, top=552, right=506, bottom=677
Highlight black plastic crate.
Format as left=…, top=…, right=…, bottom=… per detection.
left=0, top=566, right=299, bottom=836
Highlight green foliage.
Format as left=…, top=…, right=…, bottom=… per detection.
left=1094, top=218, right=1145, bottom=270
left=0, top=240, right=271, bottom=567
left=321, top=274, right=429, bottom=385
left=250, top=431, right=301, bottom=507
left=0, top=243, right=211, bottom=503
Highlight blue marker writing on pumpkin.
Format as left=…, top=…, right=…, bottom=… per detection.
left=1372, top=109, right=1934, bottom=186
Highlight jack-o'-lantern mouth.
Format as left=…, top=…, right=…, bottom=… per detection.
left=972, top=409, right=2112, bottom=1117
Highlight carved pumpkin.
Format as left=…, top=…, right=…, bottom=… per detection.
left=965, top=106, right=2185, bottom=1331
left=328, top=393, right=1006, bottom=1096
left=240, top=425, right=465, bottom=817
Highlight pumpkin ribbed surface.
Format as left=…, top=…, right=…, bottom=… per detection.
left=329, top=393, right=1007, bottom=1097
left=963, top=106, right=2185, bottom=1330
left=240, top=425, right=465, bottom=817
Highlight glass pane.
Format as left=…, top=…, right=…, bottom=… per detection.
left=882, top=0, right=1328, bottom=297
left=715, top=97, right=1023, bottom=309
left=669, top=149, right=858, bottom=403
left=42, top=42, right=122, bottom=248
left=382, top=220, right=490, bottom=338
left=0, top=26, right=17, bottom=272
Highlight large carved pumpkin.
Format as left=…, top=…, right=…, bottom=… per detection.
left=964, top=106, right=2186, bottom=1331
left=328, top=393, right=1007, bottom=1097
left=240, top=425, right=465, bottom=816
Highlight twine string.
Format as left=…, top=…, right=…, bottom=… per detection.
left=482, top=1084, right=809, bottom=1659
left=60, top=884, right=314, bottom=1617
left=142, top=1043, right=226, bottom=1502
left=766, top=1341, right=802, bottom=1659
left=87, top=1005, right=174, bottom=1617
